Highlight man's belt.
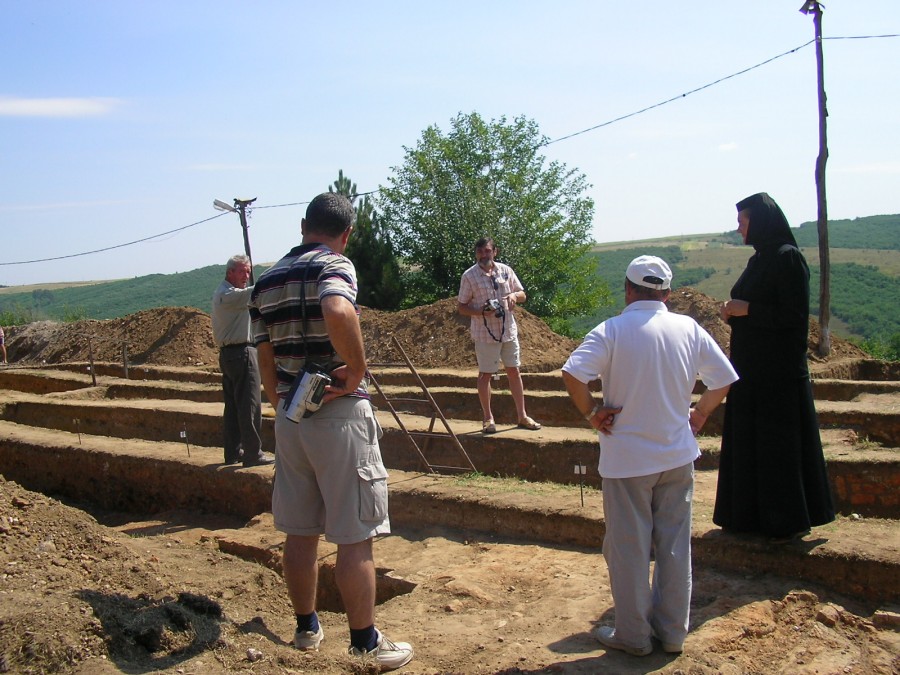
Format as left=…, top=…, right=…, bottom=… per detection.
left=220, top=342, right=250, bottom=349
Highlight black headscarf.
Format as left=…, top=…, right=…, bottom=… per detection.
left=735, top=192, right=798, bottom=250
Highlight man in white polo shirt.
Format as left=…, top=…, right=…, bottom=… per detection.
left=562, top=255, right=738, bottom=657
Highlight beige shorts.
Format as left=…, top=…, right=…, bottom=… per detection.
left=474, top=339, right=521, bottom=373
left=272, top=396, right=390, bottom=544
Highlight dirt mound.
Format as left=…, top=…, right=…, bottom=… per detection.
left=5, top=300, right=579, bottom=372
left=7, top=307, right=218, bottom=368
left=667, top=287, right=867, bottom=362
left=0, top=477, right=269, bottom=674
left=5, top=292, right=866, bottom=371
left=360, top=297, right=579, bottom=372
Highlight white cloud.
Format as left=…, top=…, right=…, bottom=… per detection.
left=718, top=142, right=738, bottom=152
left=0, top=96, right=122, bottom=117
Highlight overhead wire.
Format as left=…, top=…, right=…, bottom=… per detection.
left=3, top=33, right=897, bottom=268
left=0, top=213, right=229, bottom=266
left=543, top=39, right=815, bottom=147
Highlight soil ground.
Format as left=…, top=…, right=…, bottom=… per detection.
left=2, top=474, right=898, bottom=675
left=1, top=293, right=897, bottom=674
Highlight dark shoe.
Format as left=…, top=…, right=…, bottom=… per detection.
left=769, top=529, right=810, bottom=545
left=224, top=451, right=244, bottom=466
left=243, top=452, right=275, bottom=467
left=482, top=419, right=497, bottom=435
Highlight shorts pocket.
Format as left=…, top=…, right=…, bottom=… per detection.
left=357, top=462, right=389, bottom=522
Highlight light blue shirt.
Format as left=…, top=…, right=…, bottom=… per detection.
left=211, top=279, right=254, bottom=348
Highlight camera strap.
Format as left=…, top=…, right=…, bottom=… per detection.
left=482, top=309, right=506, bottom=343
left=482, top=271, right=506, bottom=343
left=297, top=248, right=330, bottom=377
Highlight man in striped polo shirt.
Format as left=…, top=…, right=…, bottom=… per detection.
left=249, top=193, right=413, bottom=671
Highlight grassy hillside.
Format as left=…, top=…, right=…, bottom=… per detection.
left=0, top=264, right=267, bottom=324
left=581, top=214, right=899, bottom=341
left=2, top=215, right=897, bottom=347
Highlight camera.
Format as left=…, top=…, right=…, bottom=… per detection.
left=484, top=298, right=505, bottom=318
left=283, top=365, right=332, bottom=422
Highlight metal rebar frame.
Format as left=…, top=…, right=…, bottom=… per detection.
left=367, top=336, right=476, bottom=474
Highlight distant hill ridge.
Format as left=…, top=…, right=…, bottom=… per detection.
left=793, top=214, right=900, bottom=249
left=1, top=214, right=897, bottom=343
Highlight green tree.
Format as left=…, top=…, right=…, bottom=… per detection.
left=858, top=333, right=900, bottom=361
left=329, top=171, right=403, bottom=310
left=378, top=112, right=608, bottom=335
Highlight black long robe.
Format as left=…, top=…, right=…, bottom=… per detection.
left=713, top=193, right=835, bottom=538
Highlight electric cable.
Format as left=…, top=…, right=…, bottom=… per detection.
left=2, top=34, right=896, bottom=268
left=0, top=213, right=228, bottom=266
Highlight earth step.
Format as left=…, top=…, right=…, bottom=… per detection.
left=370, top=366, right=900, bottom=399
left=0, top=367, right=221, bottom=401
left=0, top=391, right=896, bottom=517
left=0, top=420, right=895, bottom=604
left=370, top=384, right=899, bottom=444
left=3, top=367, right=897, bottom=443
left=36, top=361, right=222, bottom=384
left=11, top=364, right=899, bottom=399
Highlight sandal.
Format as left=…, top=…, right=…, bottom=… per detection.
left=517, top=417, right=542, bottom=431
left=482, top=420, right=497, bottom=435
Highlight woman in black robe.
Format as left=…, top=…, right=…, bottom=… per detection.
left=713, top=192, right=835, bottom=542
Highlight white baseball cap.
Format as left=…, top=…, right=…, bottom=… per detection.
left=626, top=255, right=672, bottom=290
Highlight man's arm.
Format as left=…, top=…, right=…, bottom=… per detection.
left=216, top=284, right=254, bottom=308
left=562, top=370, right=620, bottom=435
left=256, top=341, right=279, bottom=408
left=689, top=384, right=731, bottom=435
left=458, top=301, right=484, bottom=318
left=505, top=267, right=526, bottom=310
left=505, top=289, right=525, bottom=311
left=321, top=294, right=367, bottom=401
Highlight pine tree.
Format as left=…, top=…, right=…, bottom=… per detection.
left=329, top=171, right=403, bottom=310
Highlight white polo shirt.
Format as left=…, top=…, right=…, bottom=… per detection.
left=563, top=301, right=738, bottom=479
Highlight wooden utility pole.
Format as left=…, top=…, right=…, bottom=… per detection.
left=800, top=0, right=831, bottom=356
left=213, top=197, right=258, bottom=284
left=234, top=198, right=257, bottom=285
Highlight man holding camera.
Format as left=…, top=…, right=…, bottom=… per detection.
left=458, top=236, right=541, bottom=434
left=248, top=193, right=413, bottom=670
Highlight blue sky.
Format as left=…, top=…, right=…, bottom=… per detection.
left=2, top=1, right=898, bottom=286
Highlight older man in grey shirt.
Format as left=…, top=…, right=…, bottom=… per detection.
left=212, top=255, right=273, bottom=467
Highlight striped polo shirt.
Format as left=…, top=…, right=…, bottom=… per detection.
left=249, top=243, right=365, bottom=399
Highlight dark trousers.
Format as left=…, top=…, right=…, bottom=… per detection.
left=219, top=345, right=263, bottom=463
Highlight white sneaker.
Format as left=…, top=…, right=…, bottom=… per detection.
left=294, top=625, right=324, bottom=650
left=651, top=628, right=684, bottom=653
left=592, top=625, right=652, bottom=656
left=348, top=629, right=414, bottom=671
